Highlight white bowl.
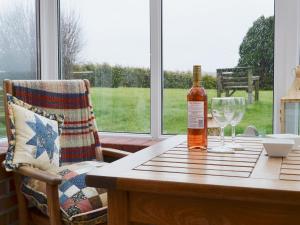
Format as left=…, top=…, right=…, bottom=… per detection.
left=262, top=138, right=294, bottom=157
left=266, top=134, right=300, bottom=150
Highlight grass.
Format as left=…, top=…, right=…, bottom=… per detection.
left=0, top=87, right=272, bottom=137
left=91, top=87, right=273, bottom=135
left=91, top=87, right=151, bottom=133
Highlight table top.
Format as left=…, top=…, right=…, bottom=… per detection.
left=86, top=135, right=300, bottom=205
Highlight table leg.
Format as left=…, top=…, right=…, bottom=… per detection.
left=108, top=190, right=130, bottom=225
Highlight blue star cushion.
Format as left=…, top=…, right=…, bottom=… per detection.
left=4, top=94, right=64, bottom=171
left=26, top=115, right=58, bottom=161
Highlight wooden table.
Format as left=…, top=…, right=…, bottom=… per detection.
left=86, top=135, right=300, bottom=225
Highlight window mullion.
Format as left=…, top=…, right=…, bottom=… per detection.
left=150, top=0, right=163, bottom=139
left=39, top=0, right=59, bottom=80
left=35, top=0, right=41, bottom=79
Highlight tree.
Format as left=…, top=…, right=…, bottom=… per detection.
left=0, top=3, right=36, bottom=75
left=0, top=3, right=82, bottom=79
left=60, top=11, right=83, bottom=79
left=238, top=16, right=274, bottom=89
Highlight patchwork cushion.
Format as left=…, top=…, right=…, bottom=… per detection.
left=5, top=94, right=64, bottom=171
left=21, top=161, right=108, bottom=225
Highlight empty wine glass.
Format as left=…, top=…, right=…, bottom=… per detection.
left=226, top=97, right=246, bottom=149
left=210, top=97, right=235, bottom=153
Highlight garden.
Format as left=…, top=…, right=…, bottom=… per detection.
left=0, top=15, right=274, bottom=137
left=91, top=87, right=273, bottom=135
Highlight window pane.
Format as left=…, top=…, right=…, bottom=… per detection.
left=163, top=0, right=274, bottom=135
left=60, top=0, right=150, bottom=133
left=0, top=0, right=38, bottom=136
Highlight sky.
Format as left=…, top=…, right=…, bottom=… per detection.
left=61, top=0, right=274, bottom=73
left=0, top=0, right=274, bottom=73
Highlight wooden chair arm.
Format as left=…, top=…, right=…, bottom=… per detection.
left=15, top=166, right=62, bottom=185
left=102, top=148, right=132, bottom=160
left=8, top=163, right=62, bottom=224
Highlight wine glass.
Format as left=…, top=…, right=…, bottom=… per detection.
left=226, top=97, right=246, bottom=149
left=210, top=97, right=235, bottom=152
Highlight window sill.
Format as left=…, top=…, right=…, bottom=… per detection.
left=100, top=135, right=163, bottom=153
left=0, top=135, right=163, bottom=157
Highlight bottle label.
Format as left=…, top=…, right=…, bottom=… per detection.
left=188, top=101, right=204, bottom=129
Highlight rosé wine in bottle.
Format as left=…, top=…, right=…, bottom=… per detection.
left=187, top=65, right=208, bottom=150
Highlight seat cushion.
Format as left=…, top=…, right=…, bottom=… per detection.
left=5, top=94, right=64, bottom=171
left=21, top=161, right=108, bottom=225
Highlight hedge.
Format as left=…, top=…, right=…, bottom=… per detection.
left=69, top=63, right=217, bottom=89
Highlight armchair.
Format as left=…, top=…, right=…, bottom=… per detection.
left=3, top=79, right=131, bottom=225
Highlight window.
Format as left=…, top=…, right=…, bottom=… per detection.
left=0, top=0, right=297, bottom=139
left=0, top=0, right=38, bottom=136
left=59, top=0, right=150, bottom=133
left=39, top=0, right=297, bottom=137
left=163, top=0, right=274, bottom=135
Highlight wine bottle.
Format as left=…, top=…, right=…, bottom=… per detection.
left=187, top=65, right=208, bottom=150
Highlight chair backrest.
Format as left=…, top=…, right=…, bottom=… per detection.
left=3, top=79, right=102, bottom=163
left=216, top=67, right=253, bottom=91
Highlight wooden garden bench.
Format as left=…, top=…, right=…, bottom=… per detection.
left=216, top=67, right=259, bottom=103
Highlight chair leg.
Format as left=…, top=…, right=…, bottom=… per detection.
left=248, top=92, right=253, bottom=104
left=225, top=89, right=229, bottom=97
left=255, top=81, right=259, bottom=101
left=46, top=183, right=62, bottom=225
left=14, top=173, right=29, bottom=225
left=217, top=88, right=221, bottom=97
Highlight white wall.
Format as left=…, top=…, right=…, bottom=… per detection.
left=274, top=0, right=300, bottom=133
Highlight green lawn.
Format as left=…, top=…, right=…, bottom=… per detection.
left=0, top=87, right=272, bottom=137
left=91, top=87, right=273, bottom=135
left=91, top=87, right=150, bottom=133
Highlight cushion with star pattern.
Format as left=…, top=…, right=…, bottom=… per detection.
left=4, top=94, right=64, bottom=171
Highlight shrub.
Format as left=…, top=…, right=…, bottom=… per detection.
left=202, top=75, right=216, bottom=89
left=164, top=70, right=192, bottom=89
left=70, top=63, right=216, bottom=89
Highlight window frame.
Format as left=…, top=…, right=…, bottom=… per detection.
left=39, top=0, right=297, bottom=139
